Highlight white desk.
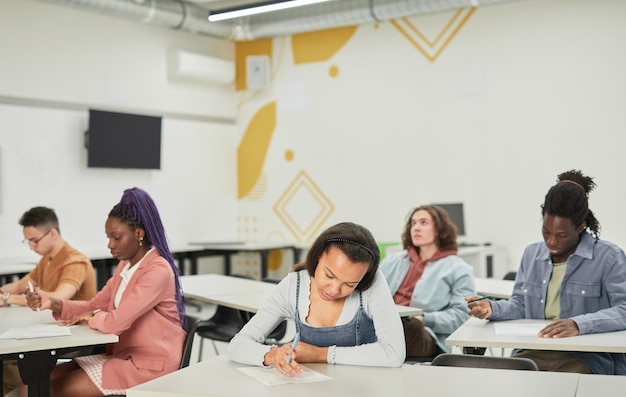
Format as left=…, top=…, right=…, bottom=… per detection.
left=446, top=318, right=626, bottom=353
left=0, top=306, right=118, bottom=397
left=127, top=354, right=580, bottom=397
left=0, top=257, right=36, bottom=284
left=181, top=274, right=422, bottom=317
left=474, top=277, right=515, bottom=299
left=576, top=373, right=626, bottom=397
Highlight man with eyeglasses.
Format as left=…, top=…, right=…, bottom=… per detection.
left=1, top=206, right=97, bottom=396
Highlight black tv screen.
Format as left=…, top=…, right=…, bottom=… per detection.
left=86, top=109, right=162, bottom=169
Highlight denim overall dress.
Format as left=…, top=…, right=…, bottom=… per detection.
left=294, top=271, right=377, bottom=347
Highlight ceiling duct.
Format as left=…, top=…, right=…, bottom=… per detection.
left=35, top=0, right=525, bottom=41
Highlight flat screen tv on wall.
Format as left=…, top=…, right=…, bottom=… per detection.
left=86, top=109, right=162, bottom=170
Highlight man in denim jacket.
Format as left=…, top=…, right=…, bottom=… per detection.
left=468, top=170, right=626, bottom=374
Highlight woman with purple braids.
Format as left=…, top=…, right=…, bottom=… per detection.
left=26, top=187, right=186, bottom=396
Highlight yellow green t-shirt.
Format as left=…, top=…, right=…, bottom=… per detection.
left=545, top=261, right=567, bottom=320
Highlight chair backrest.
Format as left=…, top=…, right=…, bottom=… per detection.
left=503, top=271, right=517, bottom=281
left=431, top=353, right=539, bottom=371
left=261, top=277, right=288, bottom=343
left=180, top=313, right=201, bottom=369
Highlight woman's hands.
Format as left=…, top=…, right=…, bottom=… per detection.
left=26, top=287, right=51, bottom=311
left=58, top=311, right=96, bottom=326
left=264, top=343, right=304, bottom=377
left=26, top=287, right=63, bottom=314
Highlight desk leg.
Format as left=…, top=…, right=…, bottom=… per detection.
left=259, top=250, right=269, bottom=280
left=486, top=254, right=494, bottom=278
left=187, top=253, right=197, bottom=275
left=17, top=350, right=58, bottom=397
left=224, top=254, right=231, bottom=275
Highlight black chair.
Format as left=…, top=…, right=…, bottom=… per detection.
left=220, top=276, right=288, bottom=345
left=194, top=274, right=291, bottom=360
left=431, top=353, right=539, bottom=371
left=193, top=274, right=259, bottom=360
left=405, top=355, right=436, bottom=364
left=194, top=303, right=249, bottom=360
left=260, top=277, right=288, bottom=344
left=503, top=271, right=517, bottom=281
left=179, top=313, right=201, bottom=369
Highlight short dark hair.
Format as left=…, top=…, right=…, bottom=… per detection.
left=401, top=205, right=458, bottom=251
left=542, top=169, right=600, bottom=239
left=295, top=222, right=380, bottom=291
left=19, top=206, right=60, bottom=234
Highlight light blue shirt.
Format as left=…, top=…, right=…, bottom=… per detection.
left=490, top=232, right=626, bottom=374
left=380, top=251, right=476, bottom=352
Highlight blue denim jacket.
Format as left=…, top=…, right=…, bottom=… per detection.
left=491, top=232, right=626, bottom=374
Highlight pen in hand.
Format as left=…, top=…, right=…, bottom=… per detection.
left=286, top=332, right=300, bottom=364
left=27, top=281, right=40, bottom=311
left=468, top=295, right=492, bottom=303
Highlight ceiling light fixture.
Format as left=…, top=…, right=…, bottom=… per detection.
left=208, top=0, right=332, bottom=22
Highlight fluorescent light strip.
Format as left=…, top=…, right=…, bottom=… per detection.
left=208, top=0, right=332, bottom=22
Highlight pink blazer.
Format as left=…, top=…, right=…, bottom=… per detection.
left=56, top=249, right=185, bottom=389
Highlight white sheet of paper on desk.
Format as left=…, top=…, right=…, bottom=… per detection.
left=494, top=322, right=544, bottom=336
left=238, top=366, right=332, bottom=386
left=0, top=323, right=72, bottom=339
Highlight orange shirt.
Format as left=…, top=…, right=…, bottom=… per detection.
left=27, top=242, right=96, bottom=300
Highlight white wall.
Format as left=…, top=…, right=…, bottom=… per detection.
left=236, top=0, right=626, bottom=276
left=0, top=0, right=238, bottom=258
left=2, top=0, right=625, bottom=278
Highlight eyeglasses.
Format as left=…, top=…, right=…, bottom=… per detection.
left=22, top=229, right=52, bottom=247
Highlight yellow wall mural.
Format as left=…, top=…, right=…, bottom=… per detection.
left=291, top=26, right=358, bottom=64
left=391, top=7, right=476, bottom=62
left=235, top=8, right=476, bottom=244
left=237, top=101, right=276, bottom=199
left=235, top=38, right=273, bottom=91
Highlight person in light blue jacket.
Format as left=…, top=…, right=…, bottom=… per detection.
left=468, top=170, right=626, bottom=375
left=380, top=205, right=476, bottom=358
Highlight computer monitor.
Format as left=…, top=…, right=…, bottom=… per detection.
left=432, top=202, right=465, bottom=237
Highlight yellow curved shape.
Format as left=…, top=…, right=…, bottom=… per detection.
left=267, top=249, right=284, bottom=272
left=238, top=102, right=277, bottom=199
left=292, top=26, right=358, bottom=64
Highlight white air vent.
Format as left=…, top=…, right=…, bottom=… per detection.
left=168, top=50, right=234, bottom=85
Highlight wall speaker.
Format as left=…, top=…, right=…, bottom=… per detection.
left=168, top=50, right=234, bottom=85
left=246, top=55, right=271, bottom=88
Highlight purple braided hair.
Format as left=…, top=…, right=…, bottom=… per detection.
left=109, top=187, right=185, bottom=324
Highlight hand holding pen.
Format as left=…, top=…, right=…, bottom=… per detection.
left=270, top=332, right=303, bottom=377
left=465, top=295, right=493, bottom=319
left=26, top=281, right=54, bottom=312
left=286, top=331, right=300, bottom=364
left=26, top=281, right=40, bottom=311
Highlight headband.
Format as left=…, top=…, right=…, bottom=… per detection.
left=560, top=180, right=585, bottom=190
left=325, top=238, right=376, bottom=263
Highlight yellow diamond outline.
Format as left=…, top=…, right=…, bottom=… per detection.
left=391, top=7, right=476, bottom=63
left=273, top=170, right=335, bottom=242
